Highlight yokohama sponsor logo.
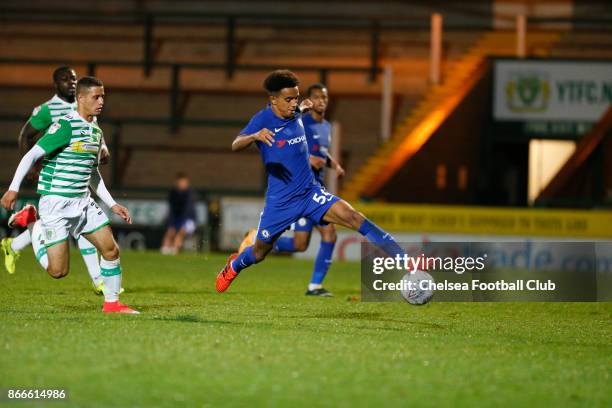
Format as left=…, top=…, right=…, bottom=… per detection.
left=276, top=135, right=306, bottom=148
left=287, top=135, right=306, bottom=145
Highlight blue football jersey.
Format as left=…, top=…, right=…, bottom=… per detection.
left=240, top=106, right=316, bottom=204
left=302, top=113, right=331, bottom=184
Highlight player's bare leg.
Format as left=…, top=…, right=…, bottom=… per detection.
left=272, top=225, right=312, bottom=253
left=317, top=223, right=337, bottom=242
left=292, top=231, right=311, bottom=252
left=83, top=226, right=118, bottom=261
left=322, top=200, right=365, bottom=229
left=83, top=226, right=138, bottom=314
left=323, top=200, right=405, bottom=258
left=45, top=240, right=70, bottom=279
left=251, top=238, right=274, bottom=262
left=4, top=205, right=103, bottom=287
left=161, top=227, right=177, bottom=254
left=172, top=227, right=187, bottom=254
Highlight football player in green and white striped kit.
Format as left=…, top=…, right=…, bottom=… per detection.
left=0, top=67, right=114, bottom=295
left=1, top=76, right=138, bottom=314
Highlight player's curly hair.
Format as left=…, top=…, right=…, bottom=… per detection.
left=263, top=70, right=300, bottom=95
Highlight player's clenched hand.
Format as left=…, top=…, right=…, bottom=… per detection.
left=111, top=204, right=132, bottom=224
left=335, top=165, right=345, bottom=178
left=253, top=128, right=275, bottom=147
left=309, top=156, right=326, bottom=170
left=1, top=190, right=18, bottom=211
left=299, top=99, right=313, bottom=112
left=99, top=145, right=110, bottom=165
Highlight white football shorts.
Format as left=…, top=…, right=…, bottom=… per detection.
left=38, top=194, right=110, bottom=247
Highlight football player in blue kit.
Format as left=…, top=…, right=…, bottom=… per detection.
left=272, top=83, right=345, bottom=297
left=216, top=70, right=406, bottom=293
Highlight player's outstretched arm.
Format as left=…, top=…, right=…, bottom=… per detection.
left=1, top=145, right=46, bottom=210
left=231, top=128, right=275, bottom=152
left=18, top=122, right=42, bottom=155
left=309, top=155, right=326, bottom=170
left=326, top=153, right=345, bottom=177
left=309, top=151, right=345, bottom=177
left=89, top=169, right=132, bottom=224
left=18, top=123, right=45, bottom=180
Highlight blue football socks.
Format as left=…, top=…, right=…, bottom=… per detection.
left=310, top=241, right=335, bottom=285
left=358, top=219, right=405, bottom=257
left=231, top=246, right=257, bottom=273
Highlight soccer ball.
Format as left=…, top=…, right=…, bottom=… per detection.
left=400, top=270, right=435, bottom=305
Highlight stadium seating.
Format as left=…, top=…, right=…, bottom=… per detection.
left=0, top=12, right=480, bottom=192
left=0, top=4, right=609, bottom=200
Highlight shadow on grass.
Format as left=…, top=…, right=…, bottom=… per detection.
left=495, top=334, right=612, bottom=350
left=151, top=314, right=233, bottom=325
left=301, top=311, right=447, bottom=329
left=124, top=286, right=208, bottom=295
left=58, top=304, right=100, bottom=313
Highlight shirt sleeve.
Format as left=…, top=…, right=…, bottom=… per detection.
left=28, top=104, right=52, bottom=131
left=308, top=131, right=327, bottom=158
left=8, top=145, right=46, bottom=192
left=319, top=130, right=331, bottom=158
left=89, top=169, right=117, bottom=208
left=36, top=119, right=72, bottom=155
left=319, top=124, right=332, bottom=157
left=239, top=112, right=263, bottom=136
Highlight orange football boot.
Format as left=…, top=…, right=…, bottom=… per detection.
left=216, top=253, right=239, bottom=293
left=8, top=204, right=37, bottom=228
left=102, top=301, right=140, bottom=314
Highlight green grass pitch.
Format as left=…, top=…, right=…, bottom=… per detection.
left=1, top=250, right=610, bottom=407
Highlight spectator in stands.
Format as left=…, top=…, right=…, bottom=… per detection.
left=161, top=173, right=197, bottom=255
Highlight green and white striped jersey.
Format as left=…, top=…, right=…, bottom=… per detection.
left=35, top=112, right=102, bottom=197
left=28, top=94, right=76, bottom=131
